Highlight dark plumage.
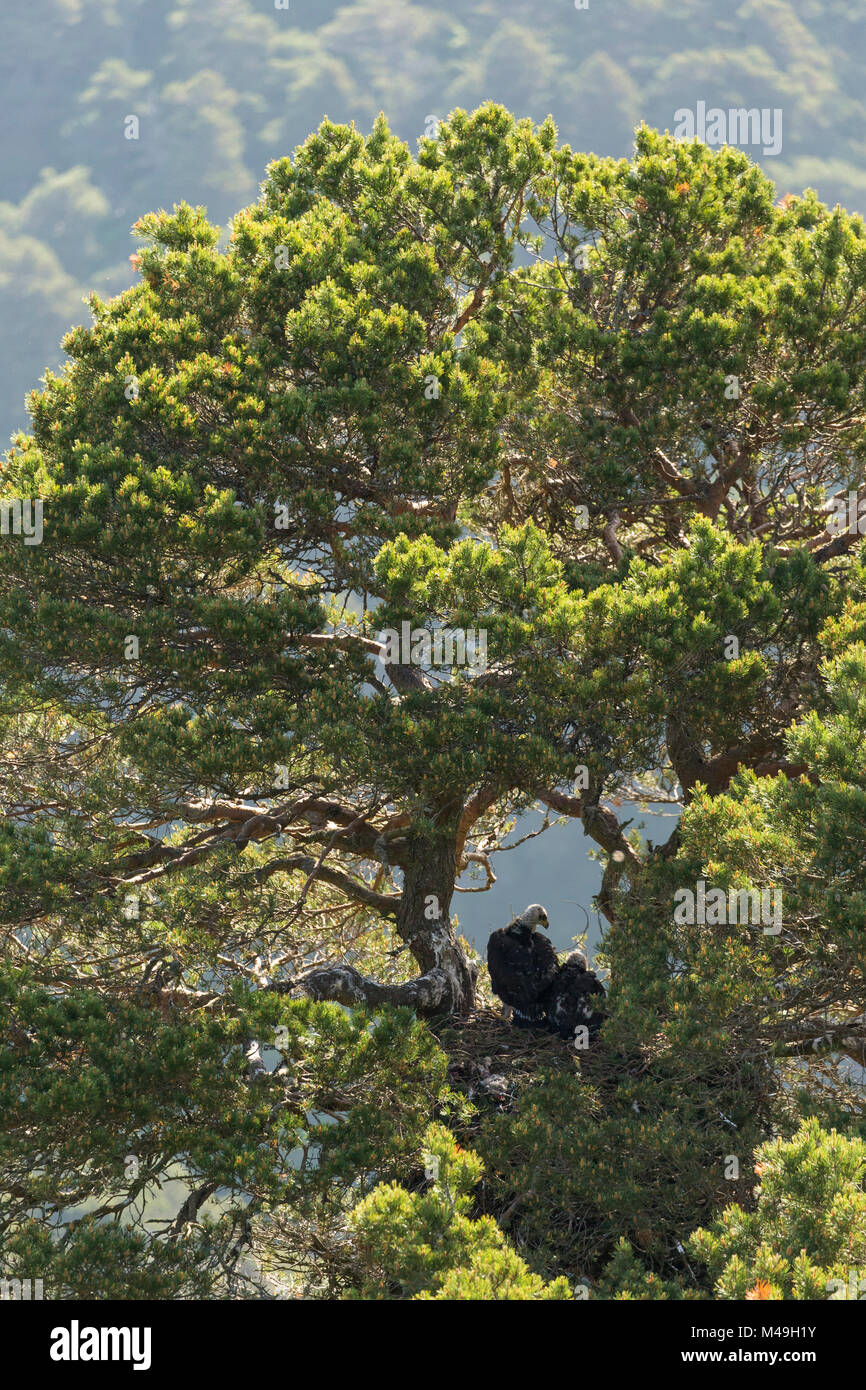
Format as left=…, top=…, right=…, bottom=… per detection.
left=542, top=950, right=607, bottom=1041
left=487, top=904, right=558, bottom=1028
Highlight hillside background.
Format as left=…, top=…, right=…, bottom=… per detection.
left=4, top=0, right=859, bottom=951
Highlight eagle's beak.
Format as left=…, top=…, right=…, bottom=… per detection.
left=541, top=916, right=550, bottom=929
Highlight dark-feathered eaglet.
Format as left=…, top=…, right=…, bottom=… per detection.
left=542, top=949, right=607, bottom=1041
left=486, top=904, right=558, bottom=1027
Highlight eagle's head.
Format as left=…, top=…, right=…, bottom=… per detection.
left=566, top=949, right=589, bottom=969
left=520, top=903, right=550, bottom=931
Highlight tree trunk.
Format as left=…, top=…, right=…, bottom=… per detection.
left=289, top=821, right=476, bottom=1018
left=394, top=825, right=475, bottom=1017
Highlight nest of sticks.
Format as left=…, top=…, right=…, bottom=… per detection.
left=429, top=1006, right=580, bottom=1109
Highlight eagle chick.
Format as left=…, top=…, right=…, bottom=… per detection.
left=542, top=949, right=607, bottom=1041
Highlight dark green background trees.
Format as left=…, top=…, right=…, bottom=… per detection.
left=5, top=0, right=866, bottom=455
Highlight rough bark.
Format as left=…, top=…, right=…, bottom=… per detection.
left=293, top=821, right=475, bottom=1017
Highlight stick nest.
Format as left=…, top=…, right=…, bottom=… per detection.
left=429, top=1007, right=580, bottom=1109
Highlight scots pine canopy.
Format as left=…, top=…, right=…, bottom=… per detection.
left=2, top=105, right=865, bottom=1298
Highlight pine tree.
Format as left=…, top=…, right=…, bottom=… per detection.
left=688, top=1120, right=866, bottom=1300
left=4, top=107, right=866, bottom=1293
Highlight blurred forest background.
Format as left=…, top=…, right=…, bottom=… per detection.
left=3, top=0, right=860, bottom=950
